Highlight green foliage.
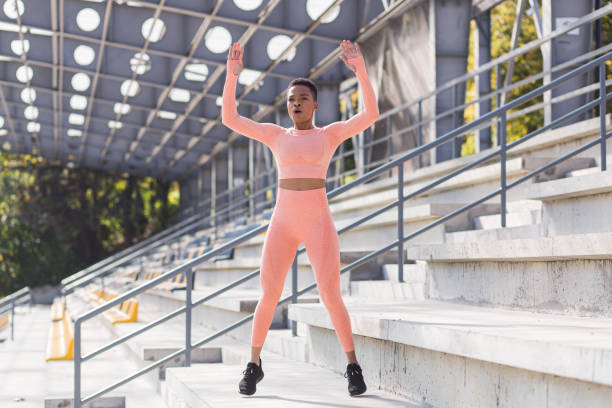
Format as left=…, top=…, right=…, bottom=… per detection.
left=461, top=1, right=611, bottom=156
left=0, top=152, right=179, bottom=296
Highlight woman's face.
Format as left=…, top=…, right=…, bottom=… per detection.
left=287, top=85, right=318, bottom=125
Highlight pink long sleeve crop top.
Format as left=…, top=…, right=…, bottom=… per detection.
left=222, top=56, right=379, bottom=179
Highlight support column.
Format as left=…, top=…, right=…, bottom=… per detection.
left=215, top=151, right=229, bottom=223
left=431, top=0, right=472, bottom=163
left=474, top=9, right=492, bottom=152
left=542, top=0, right=594, bottom=127
left=231, top=140, right=249, bottom=220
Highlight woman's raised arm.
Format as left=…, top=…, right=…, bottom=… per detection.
left=222, top=42, right=282, bottom=149
left=324, top=40, right=380, bottom=149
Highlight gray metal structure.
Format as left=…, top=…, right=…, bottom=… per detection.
left=0, top=0, right=404, bottom=181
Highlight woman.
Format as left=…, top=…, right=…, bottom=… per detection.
left=222, top=39, right=379, bottom=397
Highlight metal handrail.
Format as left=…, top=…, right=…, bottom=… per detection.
left=61, top=178, right=276, bottom=296
left=0, top=287, right=31, bottom=342
left=72, top=49, right=612, bottom=407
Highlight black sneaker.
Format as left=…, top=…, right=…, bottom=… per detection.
left=239, top=356, right=264, bottom=395
left=344, top=362, right=367, bottom=396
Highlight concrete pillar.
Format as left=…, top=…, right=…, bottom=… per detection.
left=214, top=151, right=229, bottom=222
left=474, top=9, right=492, bottom=152
left=201, top=163, right=212, bottom=219
left=230, top=141, right=249, bottom=220
left=430, top=0, right=472, bottom=163
left=542, top=0, right=594, bottom=127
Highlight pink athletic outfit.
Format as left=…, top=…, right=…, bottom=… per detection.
left=222, top=55, right=379, bottom=353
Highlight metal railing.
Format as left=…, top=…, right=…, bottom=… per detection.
left=0, top=287, right=31, bottom=341
left=72, top=48, right=611, bottom=407
left=176, top=4, right=611, bottom=222
left=61, top=180, right=279, bottom=296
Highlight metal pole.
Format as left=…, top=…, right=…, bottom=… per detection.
left=500, top=111, right=507, bottom=228
left=397, top=161, right=404, bottom=282
left=291, top=253, right=298, bottom=336
left=452, top=84, right=458, bottom=158
left=185, top=268, right=192, bottom=367
left=74, top=320, right=82, bottom=408
left=496, top=63, right=502, bottom=146
left=600, top=61, right=607, bottom=172
left=387, top=116, right=392, bottom=178
left=10, top=299, right=14, bottom=341
left=418, top=100, right=423, bottom=168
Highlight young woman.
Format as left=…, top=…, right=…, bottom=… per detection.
left=222, top=39, right=379, bottom=397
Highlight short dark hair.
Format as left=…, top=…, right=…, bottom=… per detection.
left=288, top=77, right=317, bottom=101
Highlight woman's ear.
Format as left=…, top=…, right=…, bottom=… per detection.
left=314, top=101, right=318, bottom=111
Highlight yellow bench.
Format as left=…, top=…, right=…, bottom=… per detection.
left=103, top=298, right=139, bottom=325
left=50, top=297, right=65, bottom=321
left=0, top=313, right=8, bottom=330
left=45, top=309, right=74, bottom=361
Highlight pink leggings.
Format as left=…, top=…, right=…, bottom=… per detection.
left=251, top=186, right=355, bottom=353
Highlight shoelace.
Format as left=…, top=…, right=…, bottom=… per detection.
left=242, top=367, right=255, bottom=376
left=344, top=365, right=362, bottom=378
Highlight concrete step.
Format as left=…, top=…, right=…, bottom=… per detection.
left=289, top=299, right=612, bottom=407
left=406, top=231, right=612, bottom=316
left=349, top=280, right=425, bottom=300
left=328, top=114, right=611, bottom=206
left=474, top=209, right=541, bottom=229
left=163, top=345, right=418, bottom=408
left=407, top=231, right=612, bottom=262
left=444, top=223, right=543, bottom=243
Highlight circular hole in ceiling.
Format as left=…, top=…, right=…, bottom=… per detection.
left=26, top=122, right=40, bottom=133
left=267, top=35, right=296, bottom=62
left=10, top=39, right=29, bottom=56
left=67, top=129, right=82, bottom=137
left=233, top=0, right=263, bottom=11
left=205, top=26, right=231, bottom=54
left=306, top=0, right=340, bottom=23
left=238, top=68, right=263, bottom=87
left=120, top=80, right=140, bottom=97
left=68, top=113, right=85, bottom=125
left=76, top=8, right=101, bottom=32
left=184, top=63, right=208, bottom=82
left=169, top=88, right=190, bottom=103
left=71, top=72, right=91, bottom=91
left=113, top=103, right=131, bottom=115
left=16, top=65, right=33, bottom=83
left=74, top=44, right=96, bottom=66
left=70, top=95, right=88, bottom=110
left=20, top=87, right=36, bottom=103
left=0, top=116, right=5, bottom=128
left=24, top=106, right=38, bottom=120
left=3, top=0, right=24, bottom=20
left=108, top=120, right=123, bottom=129
left=141, top=17, right=166, bottom=42
left=130, top=52, right=151, bottom=75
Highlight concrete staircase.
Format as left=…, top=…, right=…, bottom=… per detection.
left=62, top=115, right=612, bottom=407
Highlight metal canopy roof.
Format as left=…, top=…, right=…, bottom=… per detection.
left=0, top=0, right=409, bottom=181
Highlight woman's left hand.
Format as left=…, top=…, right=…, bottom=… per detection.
left=339, top=40, right=366, bottom=73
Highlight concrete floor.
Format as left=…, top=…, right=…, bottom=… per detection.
left=0, top=304, right=166, bottom=408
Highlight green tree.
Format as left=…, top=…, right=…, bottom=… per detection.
left=0, top=152, right=179, bottom=296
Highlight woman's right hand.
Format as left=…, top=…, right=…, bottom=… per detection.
left=227, top=41, right=244, bottom=76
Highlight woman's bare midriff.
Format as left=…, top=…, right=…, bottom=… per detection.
left=279, top=178, right=325, bottom=190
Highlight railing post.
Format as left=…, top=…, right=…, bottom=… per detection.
left=496, top=63, right=502, bottom=146
left=74, top=319, right=82, bottom=408
left=500, top=111, right=507, bottom=228
left=452, top=84, right=458, bottom=159
left=185, top=268, right=192, bottom=367
left=600, top=61, right=607, bottom=172
left=418, top=100, right=423, bottom=168
left=397, top=161, right=404, bottom=283
left=387, top=116, right=393, bottom=178
left=291, top=252, right=298, bottom=336
left=10, top=299, right=15, bottom=341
